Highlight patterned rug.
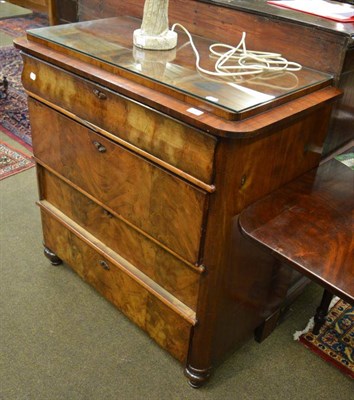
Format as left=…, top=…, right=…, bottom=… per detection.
left=0, top=141, right=35, bottom=180
left=0, top=12, right=48, bottom=149
left=298, top=300, right=354, bottom=379
left=0, top=45, right=33, bottom=148
left=0, top=11, right=48, bottom=38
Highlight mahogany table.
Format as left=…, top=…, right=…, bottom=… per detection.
left=239, top=149, right=354, bottom=333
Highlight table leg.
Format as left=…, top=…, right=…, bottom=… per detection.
left=313, top=290, right=333, bottom=335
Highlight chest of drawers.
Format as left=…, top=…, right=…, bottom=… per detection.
left=16, top=16, right=341, bottom=386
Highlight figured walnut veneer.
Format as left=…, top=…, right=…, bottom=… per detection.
left=22, top=54, right=217, bottom=185
left=16, top=16, right=341, bottom=386
left=39, top=167, right=200, bottom=310
left=30, top=99, right=207, bottom=265
left=41, top=209, right=193, bottom=362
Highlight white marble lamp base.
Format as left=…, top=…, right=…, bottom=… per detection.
left=133, top=28, right=177, bottom=50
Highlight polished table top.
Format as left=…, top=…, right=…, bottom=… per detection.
left=239, top=149, right=354, bottom=303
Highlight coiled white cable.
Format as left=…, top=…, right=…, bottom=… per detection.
left=171, top=23, right=302, bottom=77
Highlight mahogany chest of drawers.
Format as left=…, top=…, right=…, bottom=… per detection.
left=16, top=16, right=340, bottom=386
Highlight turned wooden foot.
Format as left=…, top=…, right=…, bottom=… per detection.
left=184, top=365, right=211, bottom=388
left=44, top=246, right=62, bottom=266
left=313, top=289, right=333, bottom=335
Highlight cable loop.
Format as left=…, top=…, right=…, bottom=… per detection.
left=171, top=23, right=302, bottom=77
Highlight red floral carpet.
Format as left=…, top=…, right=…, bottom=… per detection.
left=0, top=141, right=35, bottom=180
left=0, top=12, right=48, bottom=150
left=299, top=300, right=354, bottom=379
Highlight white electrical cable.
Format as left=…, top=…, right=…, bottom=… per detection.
left=171, top=23, right=302, bottom=77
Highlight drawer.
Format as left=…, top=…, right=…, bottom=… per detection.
left=30, top=99, right=207, bottom=264
left=39, top=167, right=200, bottom=310
left=22, top=54, right=217, bottom=185
left=40, top=209, right=192, bottom=362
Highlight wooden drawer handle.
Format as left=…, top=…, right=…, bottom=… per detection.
left=99, top=260, right=110, bottom=271
left=92, top=89, right=107, bottom=100
left=92, top=141, right=106, bottom=153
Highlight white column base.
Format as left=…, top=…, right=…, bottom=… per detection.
left=133, top=29, right=177, bottom=50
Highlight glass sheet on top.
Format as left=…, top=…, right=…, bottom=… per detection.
left=27, top=16, right=332, bottom=115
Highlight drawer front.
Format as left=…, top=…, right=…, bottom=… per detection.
left=40, top=210, right=192, bottom=362
left=30, top=99, right=207, bottom=264
left=22, top=54, right=216, bottom=184
left=40, top=167, right=200, bottom=310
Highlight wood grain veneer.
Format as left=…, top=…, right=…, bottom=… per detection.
left=22, top=54, right=217, bottom=185
left=40, top=208, right=193, bottom=362
left=29, top=99, right=208, bottom=265
left=77, top=0, right=353, bottom=155
left=39, top=166, right=201, bottom=309
left=17, top=16, right=342, bottom=386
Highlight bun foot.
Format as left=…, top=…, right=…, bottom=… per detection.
left=185, top=365, right=211, bottom=388
left=44, top=246, right=62, bottom=266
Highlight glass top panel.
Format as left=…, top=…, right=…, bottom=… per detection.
left=27, top=16, right=331, bottom=114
